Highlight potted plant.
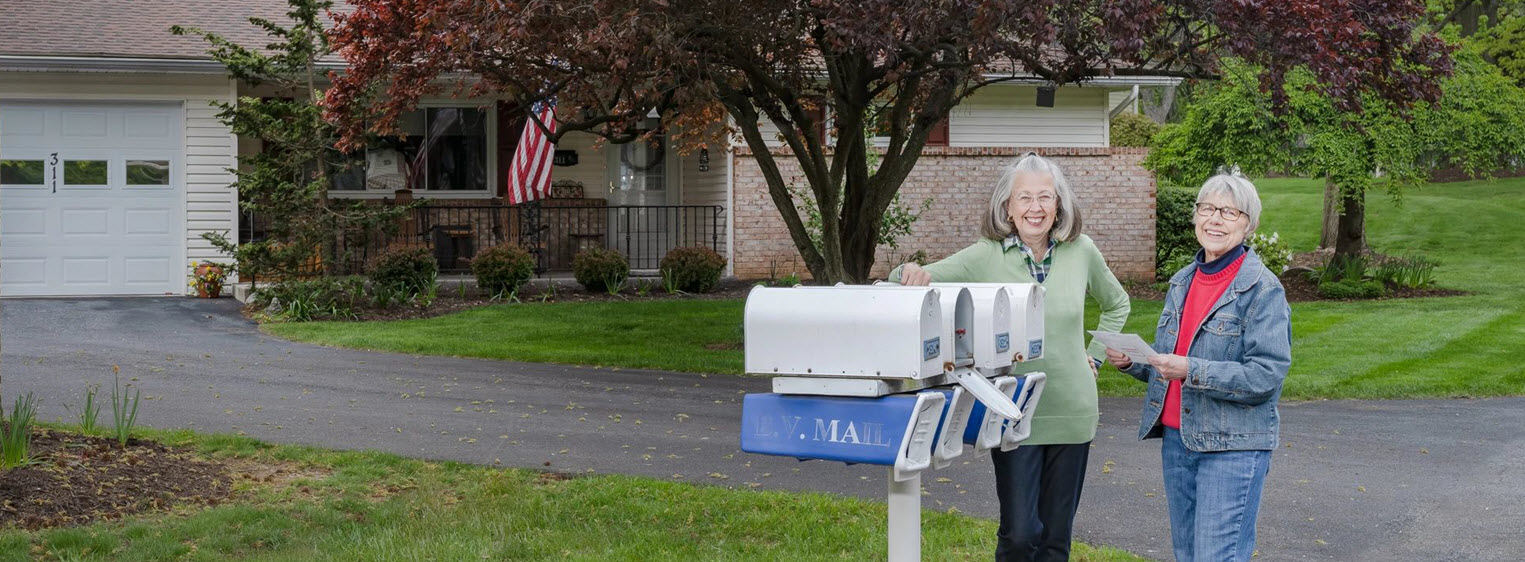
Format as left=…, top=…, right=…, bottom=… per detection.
left=189, top=261, right=229, bottom=298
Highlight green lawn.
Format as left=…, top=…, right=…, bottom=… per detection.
left=271, top=176, right=1525, bottom=400
left=1, top=428, right=1143, bottom=562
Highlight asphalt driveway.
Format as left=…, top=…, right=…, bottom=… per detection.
left=3, top=297, right=1522, bottom=560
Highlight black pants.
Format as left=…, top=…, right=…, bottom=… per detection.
left=991, top=442, right=1092, bottom=562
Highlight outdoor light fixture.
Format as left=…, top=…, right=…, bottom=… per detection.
left=1036, top=86, right=1056, bottom=108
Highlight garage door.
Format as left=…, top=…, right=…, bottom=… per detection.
left=0, top=102, right=183, bottom=296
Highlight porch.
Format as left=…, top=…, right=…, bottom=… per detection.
left=241, top=200, right=726, bottom=277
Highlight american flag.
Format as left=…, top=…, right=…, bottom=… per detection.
left=506, top=99, right=558, bottom=204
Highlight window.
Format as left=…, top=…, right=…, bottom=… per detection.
left=332, top=106, right=491, bottom=193
left=0, top=160, right=44, bottom=185
left=126, top=160, right=171, bottom=186
left=63, top=160, right=108, bottom=185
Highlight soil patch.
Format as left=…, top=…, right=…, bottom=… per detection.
left=267, top=278, right=760, bottom=322
left=1278, top=271, right=1468, bottom=302
left=0, top=428, right=270, bottom=530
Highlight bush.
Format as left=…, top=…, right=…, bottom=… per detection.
left=1158, top=249, right=1196, bottom=280
left=1110, top=112, right=1162, bottom=147
left=1371, top=254, right=1438, bottom=289
left=255, top=277, right=365, bottom=321
left=1247, top=231, right=1292, bottom=275
left=660, top=247, right=728, bottom=294
left=367, top=246, right=438, bottom=297
left=1156, top=185, right=1199, bottom=279
left=471, top=244, right=536, bottom=297
left=1318, top=278, right=1389, bottom=300
left=573, top=248, right=630, bottom=293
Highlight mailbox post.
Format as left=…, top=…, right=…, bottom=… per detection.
left=740, top=284, right=1048, bottom=562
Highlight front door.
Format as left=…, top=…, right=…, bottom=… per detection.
left=606, top=122, right=678, bottom=269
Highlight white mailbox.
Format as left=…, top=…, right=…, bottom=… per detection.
left=930, top=284, right=1013, bottom=371
left=745, top=285, right=944, bottom=379
left=1000, top=372, right=1048, bottom=450
left=933, top=283, right=1045, bottom=362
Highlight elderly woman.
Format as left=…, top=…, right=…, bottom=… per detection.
left=893, top=153, right=1130, bottom=562
left=1105, top=171, right=1292, bottom=562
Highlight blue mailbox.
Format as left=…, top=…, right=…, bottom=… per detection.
left=741, top=391, right=946, bottom=482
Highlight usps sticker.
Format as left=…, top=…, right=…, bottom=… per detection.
left=995, top=332, right=1011, bottom=353
left=923, top=337, right=941, bottom=361
left=1028, top=338, right=1044, bottom=360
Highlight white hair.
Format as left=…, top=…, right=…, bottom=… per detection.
left=1196, top=167, right=1262, bottom=232
left=981, top=152, right=1083, bottom=242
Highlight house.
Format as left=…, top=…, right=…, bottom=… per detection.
left=0, top=0, right=1168, bottom=297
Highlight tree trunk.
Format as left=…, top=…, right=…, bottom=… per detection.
left=1333, top=187, right=1367, bottom=258
left=1320, top=176, right=1340, bottom=250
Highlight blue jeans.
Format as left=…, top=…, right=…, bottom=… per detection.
left=1161, top=428, right=1271, bottom=562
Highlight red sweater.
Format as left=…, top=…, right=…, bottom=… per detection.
left=1162, top=254, right=1245, bottom=429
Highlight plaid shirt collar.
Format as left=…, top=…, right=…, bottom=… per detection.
left=1002, top=235, right=1058, bottom=282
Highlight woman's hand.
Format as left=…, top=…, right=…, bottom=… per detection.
left=899, top=263, right=931, bottom=286
left=1104, top=348, right=1132, bottom=370
left=1148, top=353, right=1190, bottom=381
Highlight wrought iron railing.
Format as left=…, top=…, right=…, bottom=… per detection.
left=241, top=203, right=725, bottom=276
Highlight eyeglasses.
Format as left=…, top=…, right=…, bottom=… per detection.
left=1195, top=203, right=1246, bottom=221
left=1014, top=193, right=1056, bottom=209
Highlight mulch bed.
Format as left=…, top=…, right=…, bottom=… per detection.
left=1123, top=249, right=1468, bottom=303
left=0, top=428, right=233, bottom=530
left=312, top=277, right=760, bottom=322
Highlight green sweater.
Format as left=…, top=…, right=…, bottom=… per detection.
left=890, top=234, right=1131, bottom=445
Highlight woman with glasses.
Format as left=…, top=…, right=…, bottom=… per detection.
left=892, top=152, right=1130, bottom=562
left=1103, top=170, right=1292, bottom=562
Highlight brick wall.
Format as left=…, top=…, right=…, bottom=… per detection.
left=730, top=146, right=1156, bottom=281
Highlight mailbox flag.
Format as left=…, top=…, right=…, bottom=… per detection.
left=507, top=98, right=557, bottom=204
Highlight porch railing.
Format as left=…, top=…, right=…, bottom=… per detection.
left=242, top=203, right=726, bottom=276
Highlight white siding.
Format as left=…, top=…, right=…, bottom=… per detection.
left=0, top=71, right=238, bottom=294
left=679, top=143, right=729, bottom=258
left=950, top=86, right=1110, bottom=147
left=552, top=131, right=611, bottom=198
left=745, top=85, right=1111, bottom=149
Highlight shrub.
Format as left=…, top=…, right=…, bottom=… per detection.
left=255, top=277, right=365, bottom=321
left=1110, top=112, right=1162, bottom=147
left=1316, top=253, right=1371, bottom=284
left=1157, top=248, right=1196, bottom=280
left=1371, top=254, right=1438, bottom=289
left=1156, top=185, right=1199, bottom=277
left=660, top=247, right=728, bottom=294
left=1318, top=278, right=1389, bottom=300
left=1247, top=231, right=1292, bottom=274
left=367, top=246, right=438, bottom=297
left=471, top=244, right=536, bottom=297
left=573, top=248, right=630, bottom=293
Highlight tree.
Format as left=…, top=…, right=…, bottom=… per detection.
left=173, top=0, right=405, bottom=285
left=1146, top=49, right=1525, bottom=258
left=325, top=0, right=1452, bottom=284
left=1432, top=1, right=1525, bottom=84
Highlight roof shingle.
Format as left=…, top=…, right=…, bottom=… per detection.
left=0, top=0, right=314, bottom=60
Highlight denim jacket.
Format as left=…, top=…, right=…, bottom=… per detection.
left=1123, top=249, right=1292, bottom=452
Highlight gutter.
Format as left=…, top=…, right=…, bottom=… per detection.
left=0, top=55, right=345, bottom=75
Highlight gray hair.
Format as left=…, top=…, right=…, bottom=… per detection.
left=981, top=153, right=1084, bottom=242
left=1196, top=168, right=1263, bottom=232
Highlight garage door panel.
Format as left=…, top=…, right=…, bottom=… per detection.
left=1, top=102, right=183, bottom=296
left=2, top=207, right=50, bottom=236
left=60, top=208, right=111, bottom=235
left=60, top=257, right=110, bottom=285
left=124, top=257, right=173, bottom=285
left=0, top=258, right=48, bottom=286
left=0, top=108, right=46, bottom=137
left=61, top=110, right=109, bottom=140
left=124, top=208, right=174, bottom=235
